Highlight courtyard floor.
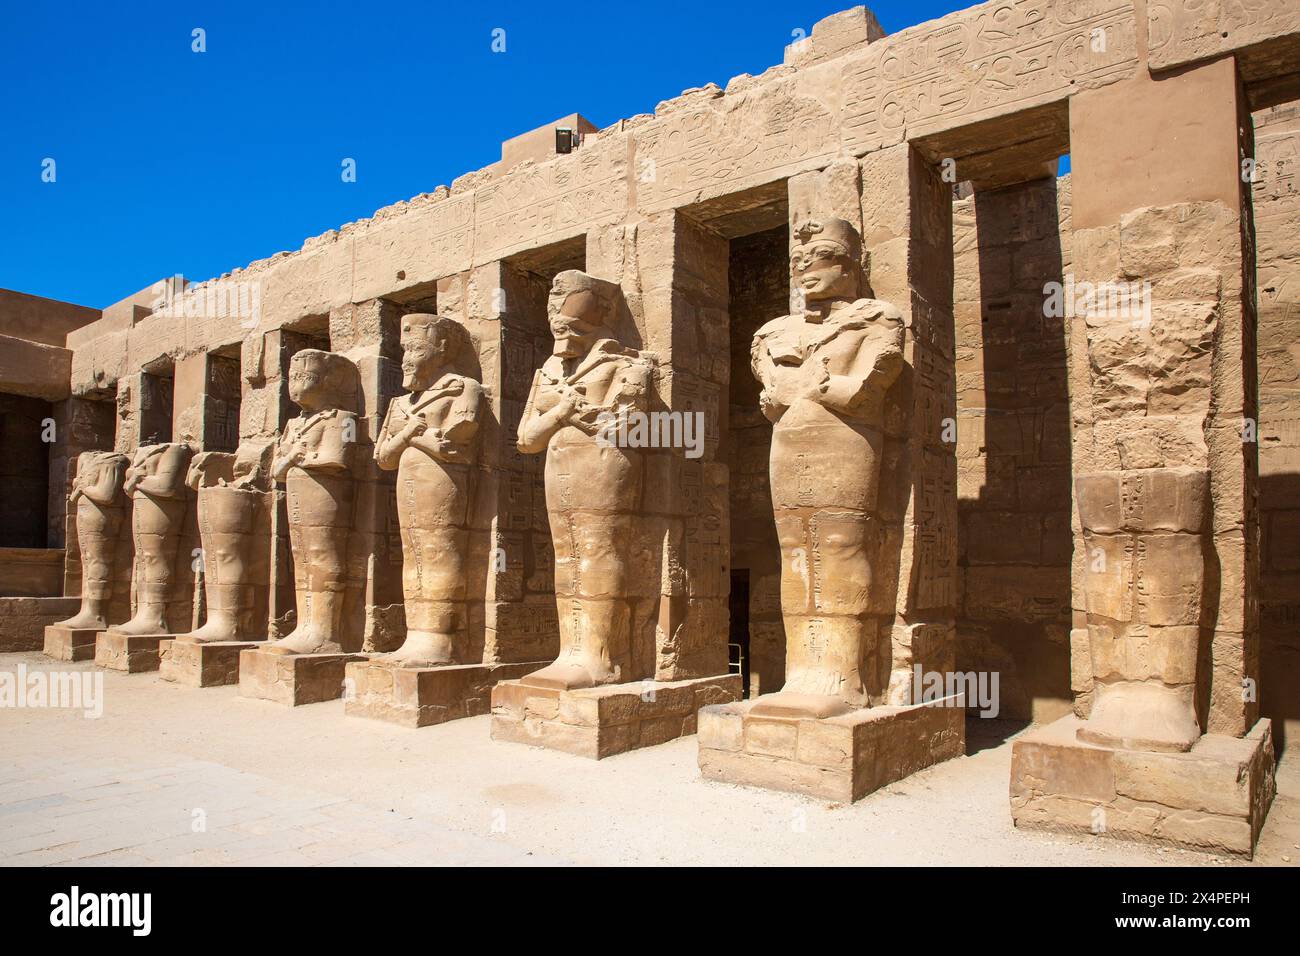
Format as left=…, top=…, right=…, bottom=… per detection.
left=0, top=650, right=1296, bottom=867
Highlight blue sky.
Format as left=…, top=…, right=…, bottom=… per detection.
left=1, top=1, right=981, bottom=308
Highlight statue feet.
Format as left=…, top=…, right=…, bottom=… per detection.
left=111, top=611, right=170, bottom=637
left=750, top=669, right=865, bottom=719
left=520, top=654, right=619, bottom=691
left=54, top=607, right=109, bottom=631
left=382, top=630, right=454, bottom=668
left=182, top=615, right=240, bottom=644
left=1076, top=682, right=1200, bottom=753
left=265, top=626, right=341, bottom=656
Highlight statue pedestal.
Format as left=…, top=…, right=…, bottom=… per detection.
left=697, top=697, right=965, bottom=802
left=1010, top=714, right=1276, bottom=858
left=490, top=674, right=742, bottom=759
left=344, top=659, right=548, bottom=729
left=43, top=625, right=101, bottom=662
left=94, top=631, right=166, bottom=673
left=159, top=638, right=261, bottom=687
left=237, top=647, right=366, bottom=706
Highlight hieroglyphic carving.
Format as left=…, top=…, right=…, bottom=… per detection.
left=841, top=0, right=1137, bottom=152
left=1148, top=0, right=1300, bottom=72
left=636, top=86, right=838, bottom=214
left=475, top=139, right=629, bottom=263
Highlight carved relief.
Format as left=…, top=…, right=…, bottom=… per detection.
left=515, top=270, right=654, bottom=689
left=114, top=442, right=194, bottom=636
left=54, top=451, right=129, bottom=631
left=266, top=349, right=359, bottom=655
left=374, top=313, right=484, bottom=666
left=749, top=216, right=905, bottom=718
left=182, top=449, right=269, bottom=643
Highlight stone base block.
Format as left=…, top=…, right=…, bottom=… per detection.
left=94, top=631, right=166, bottom=672
left=491, top=673, right=742, bottom=759
left=345, top=659, right=548, bottom=728
left=697, top=697, right=966, bottom=802
left=159, top=638, right=261, bottom=687
left=1, top=598, right=81, bottom=652
left=238, top=647, right=367, bottom=706
left=1010, top=715, right=1276, bottom=858
left=43, top=624, right=101, bottom=662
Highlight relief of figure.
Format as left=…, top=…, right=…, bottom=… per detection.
left=182, top=449, right=267, bottom=643
left=54, top=451, right=129, bottom=631
left=374, top=313, right=483, bottom=666
left=1074, top=467, right=1208, bottom=752
left=267, top=349, right=358, bottom=655
left=749, top=217, right=905, bottom=719
left=516, top=270, right=652, bottom=690
left=115, top=441, right=194, bottom=635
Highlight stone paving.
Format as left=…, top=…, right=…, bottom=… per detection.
left=1, top=651, right=1296, bottom=867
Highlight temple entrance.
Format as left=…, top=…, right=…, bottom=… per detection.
left=0, top=393, right=53, bottom=548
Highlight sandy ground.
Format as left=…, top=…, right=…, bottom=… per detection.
left=1, top=650, right=1296, bottom=866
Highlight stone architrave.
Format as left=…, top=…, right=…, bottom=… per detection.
left=44, top=451, right=129, bottom=661
left=698, top=217, right=963, bottom=799
left=266, top=348, right=359, bottom=656
left=490, top=270, right=741, bottom=756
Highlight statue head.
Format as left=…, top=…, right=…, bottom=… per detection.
left=288, top=349, right=356, bottom=413
left=790, top=217, right=862, bottom=307
left=399, top=313, right=465, bottom=391
left=548, top=270, right=620, bottom=359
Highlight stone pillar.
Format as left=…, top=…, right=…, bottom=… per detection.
left=173, top=351, right=241, bottom=453
left=1010, top=57, right=1275, bottom=858
left=588, top=213, right=732, bottom=682
left=855, top=147, right=960, bottom=703
left=326, top=299, right=405, bottom=652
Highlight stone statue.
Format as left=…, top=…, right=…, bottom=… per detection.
left=1074, top=467, right=1208, bottom=752
left=749, top=217, right=905, bottom=719
left=267, top=348, right=358, bottom=655
left=115, top=441, right=194, bottom=636
left=374, top=313, right=483, bottom=666
left=54, top=451, right=129, bottom=631
left=182, top=449, right=267, bottom=643
left=516, top=270, right=652, bottom=690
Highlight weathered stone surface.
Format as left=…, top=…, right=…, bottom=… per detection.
left=0, top=598, right=80, bottom=653
left=94, top=631, right=166, bottom=673
left=699, top=696, right=965, bottom=802
left=43, top=624, right=101, bottom=662
left=1010, top=715, right=1276, bottom=858
left=159, top=638, right=260, bottom=687
left=237, top=647, right=367, bottom=706
left=491, top=674, right=741, bottom=759
left=344, top=659, right=546, bottom=728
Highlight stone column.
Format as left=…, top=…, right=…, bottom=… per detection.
left=1067, top=57, right=1259, bottom=744
left=854, top=147, right=960, bottom=703
left=1010, top=55, right=1275, bottom=858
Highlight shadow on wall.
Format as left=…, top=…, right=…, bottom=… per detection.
left=1260, top=471, right=1300, bottom=755
left=954, top=176, right=1073, bottom=726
